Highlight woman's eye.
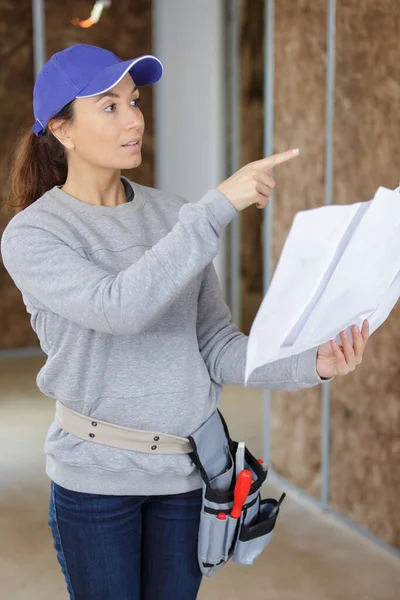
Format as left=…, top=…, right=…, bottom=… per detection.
left=104, top=98, right=141, bottom=113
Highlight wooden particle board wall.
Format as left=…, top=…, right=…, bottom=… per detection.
left=239, top=0, right=400, bottom=549
left=328, top=0, right=400, bottom=549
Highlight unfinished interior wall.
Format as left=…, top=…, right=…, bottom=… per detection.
left=269, top=0, right=327, bottom=501
left=0, top=0, right=38, bottom=349
left=329, top=0, right=400, bottom=549
left=0, top=0, right=154, bottom=351
left=239, top=0, right=327, bottom=499
left=240, top=0, right=400, bottom=549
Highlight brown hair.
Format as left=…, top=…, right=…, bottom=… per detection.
left=7, top=101, right=75, bottom=215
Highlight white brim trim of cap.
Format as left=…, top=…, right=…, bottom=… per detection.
left=75, top=55, right=163, bottom=99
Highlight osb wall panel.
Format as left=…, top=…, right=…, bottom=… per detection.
left=269, top=1, right=327, bottom=499
left=0, top=0, right=154, bottom=351
left=329, top=0, right=400, bottom=548
left=240, top=0, right=400, bottom=547
left=239, top=0, right=265, bottom=336
left=0, top=0, right=39, bottom=349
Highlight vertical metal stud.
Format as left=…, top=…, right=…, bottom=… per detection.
left=32, top=0, right=46, bottom=79
left=229, top=0, right=242, bottom=328
left=262, top=0, right=275, bottom=466
left=321, top=0, right=336, bottom=509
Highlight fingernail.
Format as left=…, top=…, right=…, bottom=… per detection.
left=292, top=148, right=299, bottom=155
left=353, top=325, right=359, bottom=333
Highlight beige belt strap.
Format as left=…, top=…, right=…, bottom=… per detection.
left=55, top=401, right=193, bottom=455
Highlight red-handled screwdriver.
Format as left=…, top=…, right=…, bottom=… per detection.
left=231, top=470, right=252, bottom=519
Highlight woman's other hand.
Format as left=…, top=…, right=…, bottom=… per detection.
left=316, top=320, right=370, bottom=378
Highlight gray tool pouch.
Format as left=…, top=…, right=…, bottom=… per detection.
left=188, top=409, right=285, bottom=577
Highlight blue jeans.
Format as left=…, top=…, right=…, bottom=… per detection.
left=48, top=481, right=203, bottom=600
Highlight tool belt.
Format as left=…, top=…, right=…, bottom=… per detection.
left=55, top=401, right=285, bottom=577
left=55, top=401, right=192, bottom=454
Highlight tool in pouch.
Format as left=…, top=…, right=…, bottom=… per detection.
left=188, top=410, right=286, bottom=577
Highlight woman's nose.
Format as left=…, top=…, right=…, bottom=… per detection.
left=123, top=107, right=143, bottom=131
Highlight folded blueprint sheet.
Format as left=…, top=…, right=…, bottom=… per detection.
left=245, top=186, right=400, bottom=383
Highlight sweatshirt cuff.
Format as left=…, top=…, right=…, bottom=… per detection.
left=199, top=189, right=239, bottom=231
left=294, top=346, right=334, bottom=386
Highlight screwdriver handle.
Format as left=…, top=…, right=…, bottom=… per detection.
left=231, top=470, right=252, bottom=519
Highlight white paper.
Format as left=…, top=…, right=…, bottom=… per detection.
left=245, top=186, right=400, bottom=384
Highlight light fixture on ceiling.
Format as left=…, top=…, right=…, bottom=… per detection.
left=72, top=0, right=112, bottom=29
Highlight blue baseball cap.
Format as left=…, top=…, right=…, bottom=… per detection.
left=33, top=44, right=163, bottom=137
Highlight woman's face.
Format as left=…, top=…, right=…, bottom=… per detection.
left=67, top=73, right=145, bottom=171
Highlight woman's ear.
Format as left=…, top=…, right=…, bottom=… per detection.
left=48, top=119, right=75, bottom=150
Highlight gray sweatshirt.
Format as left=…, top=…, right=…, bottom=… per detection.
left=0, top=177, right=327, bottom=496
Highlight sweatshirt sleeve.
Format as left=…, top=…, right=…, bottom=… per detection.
left=0, top=190, right=238, bottom=335
left=196, top=263, right=332, bottom=390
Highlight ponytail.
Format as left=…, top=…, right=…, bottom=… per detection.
left=6, top=101, right=75, bottom=215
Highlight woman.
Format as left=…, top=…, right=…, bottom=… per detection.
left=0, top=44, right=369, bottom=600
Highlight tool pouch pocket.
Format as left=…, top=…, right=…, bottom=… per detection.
left=198, top=508, right=238, bottom=576
left=188, top=410, right=282, bottom=577
left=232, top=498, right=280, bottom=566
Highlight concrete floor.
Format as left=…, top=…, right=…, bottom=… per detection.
left=1, top=355, right=399, bottom=599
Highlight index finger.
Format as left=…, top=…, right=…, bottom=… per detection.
left=256, top=148, right=300, bottom=170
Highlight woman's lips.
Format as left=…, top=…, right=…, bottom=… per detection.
left=122, top=141, right=141, bottom=151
